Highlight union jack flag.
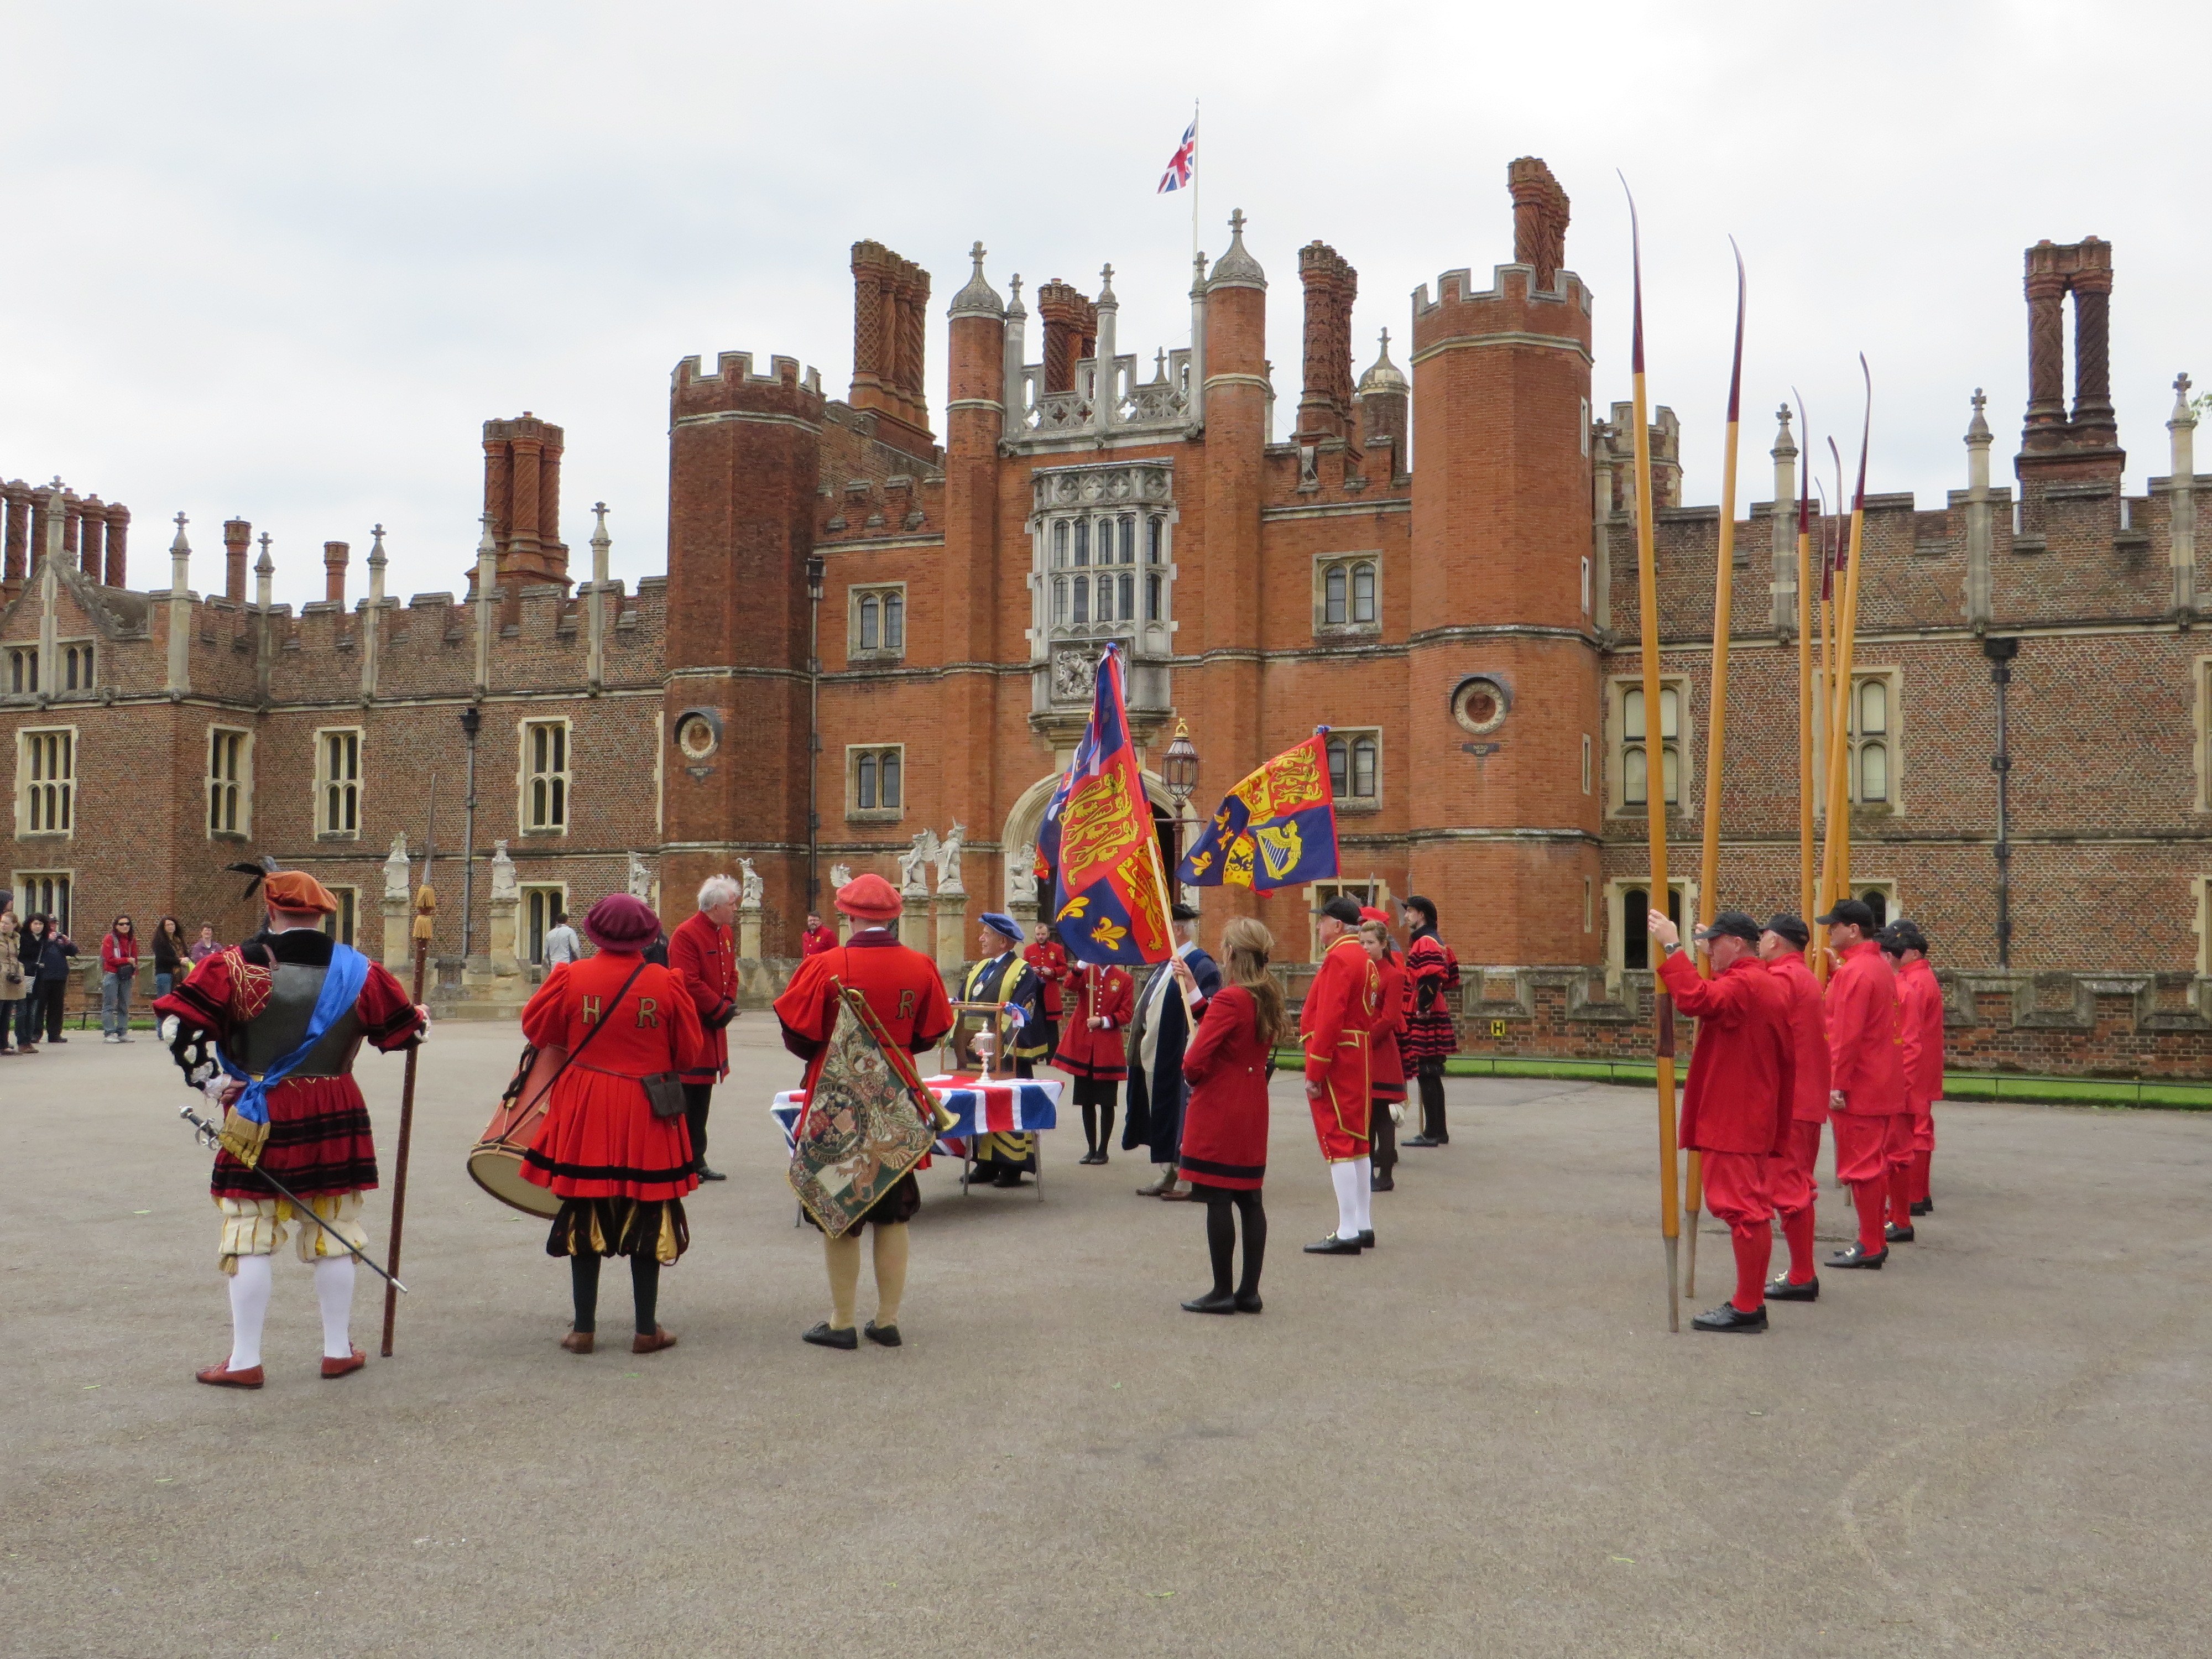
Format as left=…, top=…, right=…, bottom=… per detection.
left=1157, top=118, right=1196, bottom=194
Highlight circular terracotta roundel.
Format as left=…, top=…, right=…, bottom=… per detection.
left=1451, top=675, right=1509, bottom=735
left=676, top=713, right=719, bottom=760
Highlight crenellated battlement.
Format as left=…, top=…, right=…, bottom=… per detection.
left=671, top=351, right=823, bottom=413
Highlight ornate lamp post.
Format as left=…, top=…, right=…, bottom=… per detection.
left=1161, top=719, right=1200, bottom=890
left=458, top=705, right=482, bottom=961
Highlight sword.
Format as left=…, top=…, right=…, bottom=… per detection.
left=176, top=1101, right=409, bottom=1293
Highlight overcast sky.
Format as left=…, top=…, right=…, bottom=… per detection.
left=3, top=2, right=2204, bottom=608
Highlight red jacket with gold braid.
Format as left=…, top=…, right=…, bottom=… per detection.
left=1300, top=933, right=1379, bottom=1115
left=1055, top=963, right=1134, bottom=1081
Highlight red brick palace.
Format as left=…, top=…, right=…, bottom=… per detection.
left=7, top=159, right=2212, bottom=1071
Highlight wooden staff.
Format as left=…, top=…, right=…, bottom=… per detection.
left=1813, top=452, right=1840, bottom=981
left=380, top=782, right=438, bottom=1358
left=1793, top=394, right=1817, bottom=937
left=1819, top=362, right=1872, bottom=926
left=1684, top=242, right=1747, bottom=1300
left=1622, top=179, right=1681, bottom=1332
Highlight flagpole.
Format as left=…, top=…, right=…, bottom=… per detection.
left=1622, top=178, right=1680, bottom=1334
left=1814, top=447, right=1841, bottom=980
left=1820, top=362, right=1872, bottom=928
left=1684, top=241, right=1746, bottom=1302
left=1793, top=394, right=1816, bottom=940
left=1190, top=99, right=1200, bottom=269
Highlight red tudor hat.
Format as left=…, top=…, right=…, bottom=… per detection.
left=836, top=873, right=904, bottom=923
left=583, top=893, right=661, bottom=951
left=1358, top=905, right=1392, bottom=925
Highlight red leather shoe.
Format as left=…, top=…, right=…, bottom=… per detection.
left=320, top=1345, right=366, bottom=1380
left=632, top=1326, right=677, bottom=1355
left=559, top=1330, right=595, bottom=1354
left=196, top=1361, right=264, bottom=1389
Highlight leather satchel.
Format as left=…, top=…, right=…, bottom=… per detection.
left=642, top=1071, right=687, bottom=1119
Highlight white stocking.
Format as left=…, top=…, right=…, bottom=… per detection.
left=1352, top=1161, right=1374, bottom=1235
left=1329, top=1161, right=1362, bottom=1239
left=313, top=1256, right=357, bottom=1359
left=227, top=1254, right=273, bottom=1371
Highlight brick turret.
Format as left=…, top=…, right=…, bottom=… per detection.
left=1407, top=156, right=1600, bottom=964
left=661, top=349, right=825, bottom=937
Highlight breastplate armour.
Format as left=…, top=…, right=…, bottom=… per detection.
left=228, top=961, right=367, bottom=1079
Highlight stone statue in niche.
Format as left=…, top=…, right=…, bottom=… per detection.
left=739, top=857, right=764, bottom=910
left=1010, top=844, right=1039, bottom=905
left=383, top=833, right=410, bottom=901
left=489, top=839, right=518, bottom=899
left=830, top=862, right=853, bottom=892
left=627, top=851, right=651, bottom=900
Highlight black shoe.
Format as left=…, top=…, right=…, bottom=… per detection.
left=1692, top=1302, right=1768, bottom=1333
left=1233, top=1291, right=1263, bottom=1314
left=1302, top=1233, right=1364, bottom=1255
left=1180, top=1290, right=1238, bottom=1314
left=1765, top=1275, right=1819, bottom=1302
left=1078, top=1151, right=1100, bottom=1165
left=802, top=1322, right=858, bottom=1350
left=863, top=1321, right=901, bottom=1347
left=697, top=1166, right=727, bottom=1181
left=1358, top=1229, right=1375, bottom=1248
left=1885, top=1223, right=1916, bottom=1244
left=1371, top=1172, right=1395, bottom=1191
left=1909, top=1198, right=1933, bottom=1217
left=1827, top=1243, right=1888, bottom=1270
left=1401, top=1134, right=1445, bottom=1149
left=993, top=1169, right=1025, bottom=1188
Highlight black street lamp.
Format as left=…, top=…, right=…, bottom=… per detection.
left=458, top=705, right=482, bottom=961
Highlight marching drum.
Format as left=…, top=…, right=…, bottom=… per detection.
left=467, top=1043, right=567, bottom=1218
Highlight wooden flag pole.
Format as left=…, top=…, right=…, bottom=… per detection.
left=1683, top=242, right=1747, bottom=1302
left=1793, top=395, right=1817, bottom=938
left=1622, top=178, right=1680, bottom=1333
left=1820, top=362, right=1872, bottom=928
left=1813, top=450, right=1841, bottom=979
left=380, top=778, right=437, bottom=1358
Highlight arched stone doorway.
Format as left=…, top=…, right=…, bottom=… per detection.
left=999, top=768, right=1197, bottom=916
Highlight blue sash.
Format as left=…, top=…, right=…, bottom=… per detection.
left=218, top=942, right=373, bottom=1126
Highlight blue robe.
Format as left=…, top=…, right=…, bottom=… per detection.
left=1123, top=944, right=1221, bottom=1161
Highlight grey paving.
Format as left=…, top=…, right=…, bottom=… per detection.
left=6, top=1021, right=2209, bottom=1657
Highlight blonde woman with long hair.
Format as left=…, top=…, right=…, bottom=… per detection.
left=1169, top=917, right=1286, bottom=1313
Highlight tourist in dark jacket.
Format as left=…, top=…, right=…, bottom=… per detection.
left=23, top=916, right=76, bottom=1045
left=151, top=916, right=186, bottom=999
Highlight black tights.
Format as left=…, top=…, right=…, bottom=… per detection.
left=1199, top=1187, right=1266, bottom=1298
left=1417, top=1070, right=1447, bottom=1141
left=570, top=1253, right=661, bottom=1335
left=1074, top=1077, right=1118, bottom=1154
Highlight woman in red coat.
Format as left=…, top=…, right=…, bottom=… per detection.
left=520, top=894, right=706, bottom=1356
left=1173, top=917, right=1286, bottom=1314
left=1057, top=960, right=1134, bottom=1164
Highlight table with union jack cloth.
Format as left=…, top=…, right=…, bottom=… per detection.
left=770, top=1074, right=1062, bottom=1202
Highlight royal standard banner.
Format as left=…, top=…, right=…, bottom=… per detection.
left=1036, top=645, right=1174, bottom=966
left=1177, top=730, right=1340, bottom=894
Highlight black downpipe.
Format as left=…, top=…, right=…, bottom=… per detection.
left=1983, top=637, right=2019, bottom=968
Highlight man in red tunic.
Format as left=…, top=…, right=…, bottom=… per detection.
left=1758, top=913, right=1832, bottom=1302
left=1882, top=920, right=1944, bottom=1230
left=1818, top=898, right=1910, bottom=1269
left=773, top=873, right=954, bottom=1350
left=667, top=874, right=741, bottom=1181
left=1057, top=959, right=1133, bottom=1165
left=800, top=911, right=838, bottom=958
left=1300, top=895, right=1380, bottom=1255
left=155, top=869, right=427, bottom=1389
left=1649, top=909, right=1794, bottom=1331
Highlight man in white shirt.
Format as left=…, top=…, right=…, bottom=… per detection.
left=544, top=911, right=583, bottom=967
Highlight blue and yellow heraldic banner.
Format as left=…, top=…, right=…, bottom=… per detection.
left=1037, top=645, right=1175, bottom=966
left=1178, top=731, right=1340, bottom=895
